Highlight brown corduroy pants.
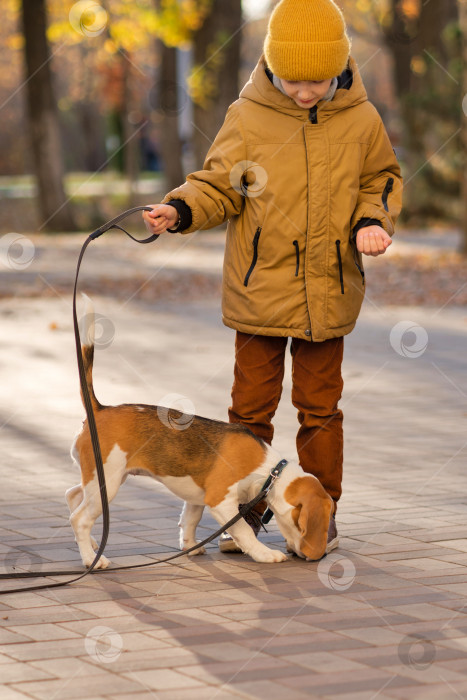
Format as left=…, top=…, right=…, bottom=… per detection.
left=228, top=332, right=344, bottom=509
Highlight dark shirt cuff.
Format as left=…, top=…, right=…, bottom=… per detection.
left=352, top=218, right=382, bottom=240
left=166, top=200, right=193, bottom=233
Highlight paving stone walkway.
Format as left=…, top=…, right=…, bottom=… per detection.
left=0, top=230, right=466, bottom=699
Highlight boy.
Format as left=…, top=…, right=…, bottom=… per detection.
left=143, top=0, right=403, bottom=554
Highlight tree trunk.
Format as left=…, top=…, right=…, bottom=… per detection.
left=121, top=49, right=140, bottom=207
left=152, top=0, right=185, bottom=191
left=156, top=42, right=185, bottom=191
left=21, top=0, right=75, bottom=231
left=192, top=0, right=242, bottom=169
left=384, top=0, right=460, bottom=220
left=460, top=0, right=467, bottom=254
left=386, top=0, right=458, bottom=94
left=79, top=101, right=106, bottom=173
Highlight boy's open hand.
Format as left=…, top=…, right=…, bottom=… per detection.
left=356, top=225, right=392, bottom=257
left=143, top=204, right=179, bottom=235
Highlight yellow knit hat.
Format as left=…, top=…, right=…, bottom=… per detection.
left=264, top=0, right=351, bottom=81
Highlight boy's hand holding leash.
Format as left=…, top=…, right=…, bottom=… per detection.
left=143, top=204, right=179, bottom=234
left=356, top=225, right=392, bottom=257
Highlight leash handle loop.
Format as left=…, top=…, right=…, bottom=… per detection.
left=89, top=206, right=157, bottom=241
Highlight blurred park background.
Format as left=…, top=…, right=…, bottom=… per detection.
left=1, top=0, right=467, bottom=278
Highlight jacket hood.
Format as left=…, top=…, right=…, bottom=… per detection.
left=239, top=54, right=368, bottom=122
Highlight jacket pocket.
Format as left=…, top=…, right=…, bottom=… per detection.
left=382, top=177, right=394, bottom=212
left=243, top=227, right=262, bottom=287
left=292, top=240, right=300, bottom=277
left=335, top=240, right=345, bottom=295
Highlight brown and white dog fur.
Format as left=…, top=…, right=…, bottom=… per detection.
left=66, top=296, right=334, bottom=568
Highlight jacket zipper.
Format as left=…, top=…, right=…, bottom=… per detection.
left=292, top=240, right=300, bottom=277
left=309, top=106, right=318, bottom=124
left=243, top=227, right=262, bottom=287
left=335, top=240, right=345, bottom=295
left=382, top=177, right=394, bottom=212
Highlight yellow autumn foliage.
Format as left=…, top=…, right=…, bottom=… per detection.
left=0, top=0, right=213, bottom=54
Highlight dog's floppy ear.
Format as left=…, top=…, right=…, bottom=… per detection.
left=285, top=476, right=333, bottom=561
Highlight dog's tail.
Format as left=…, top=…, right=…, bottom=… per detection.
left=79, top=294, right=102, bottom=412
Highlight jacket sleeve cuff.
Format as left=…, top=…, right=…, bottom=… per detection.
left=352, top=218, right=383, bottom=240
left=166, top=200, right=193, bottom=233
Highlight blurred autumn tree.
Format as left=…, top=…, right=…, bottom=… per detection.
left=2, top=0, right=465, bottom=240
left=381, top=0, right=461, bottom=222
left=340, top=0, right=464, bottom=250
left=5, top=0, right=160, bottom=225
left=9, top=0, right=243, bottom=222
left=343, top=0, right=461, bottom=220
left=190, top=0, right=242, bottom=169
left=22, top=0, right=76, bottom=231
left=151, top=0, right=242, bottom=184
left=152, top=1, right=185, bottom=191
left=50, top=0, right=160, bottom=206
left=150, top=0, right=214, bottom=190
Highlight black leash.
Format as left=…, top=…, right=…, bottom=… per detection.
left=0, top=461, right=287, bottom=594
left=0, top=206, right=287, bottom=596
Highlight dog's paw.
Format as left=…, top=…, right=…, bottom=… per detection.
left=84, top=554, right=111, bottom=569
left=96, top=555, right=111, bottom=569
left=182, top=541, right=206, bottom=556
left=265, top=549, right=288, bottom=563
left=251, top=547, right=288, bottom=563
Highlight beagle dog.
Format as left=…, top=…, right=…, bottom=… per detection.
left=66, top=297, right=333, bottom=568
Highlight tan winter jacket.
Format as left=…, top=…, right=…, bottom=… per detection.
left=163, top=55, right=403, bottom=342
